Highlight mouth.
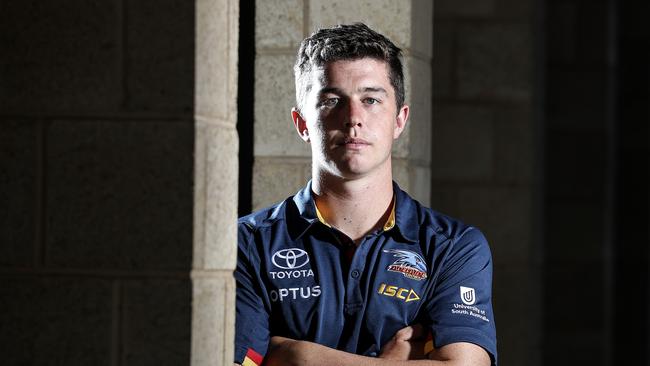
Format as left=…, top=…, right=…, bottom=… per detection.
left=337, top=137, right=370, bottom=148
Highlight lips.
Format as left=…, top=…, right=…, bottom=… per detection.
left=338, top=137, right=370, bottom=148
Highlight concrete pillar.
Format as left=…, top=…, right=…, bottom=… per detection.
left=192, top=0, right=239, bottom=365
left=253, top=0, right=433, bottom=209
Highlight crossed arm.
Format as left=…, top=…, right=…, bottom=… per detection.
left=236, top=325, right=490, bottom=366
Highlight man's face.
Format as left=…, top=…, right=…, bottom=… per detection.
left=292, top=58, right=409, bottom=179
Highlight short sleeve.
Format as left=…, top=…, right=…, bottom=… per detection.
left=424, top=227, right=498, bottom=365
left=234, top=224, right=271, bottom=364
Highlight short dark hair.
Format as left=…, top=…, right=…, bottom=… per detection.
left=294, top=23, right=405, bottom=111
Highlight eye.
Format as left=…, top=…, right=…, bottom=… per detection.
left=364, top=97, right=380, bottom=105
left=319, top=98, right=339, bottom=108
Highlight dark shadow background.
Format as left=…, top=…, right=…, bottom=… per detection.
left=1, top=0, right=647, bottom=365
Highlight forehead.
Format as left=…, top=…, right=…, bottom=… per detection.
left=311, top=58, right=392, bottom=88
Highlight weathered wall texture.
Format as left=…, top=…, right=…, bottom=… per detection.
left=192, top=0, right=239, bottom=365
left=0, top=1, right=196, bottom=365
left=252, top=0, right=433, bottom=210
left=431, top=1, right=540, bottom=365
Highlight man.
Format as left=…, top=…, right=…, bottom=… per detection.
left=235, top=23, right=497, bottom=366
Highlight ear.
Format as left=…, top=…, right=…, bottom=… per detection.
left=292, top=108, right=311, bottom=143
left=393, top=104, right=409, bottom=139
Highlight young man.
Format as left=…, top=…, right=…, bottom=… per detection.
left=235, top=23, right=497, bottom=366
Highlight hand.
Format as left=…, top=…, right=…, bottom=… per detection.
left=378, top=324, right=428, bottom=361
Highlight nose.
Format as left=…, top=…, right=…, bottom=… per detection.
left=343, top=100, right=363, bottom=129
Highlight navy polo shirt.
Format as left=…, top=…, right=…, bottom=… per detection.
left=235, top=181, right=497, bottom=365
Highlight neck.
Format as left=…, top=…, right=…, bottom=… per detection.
left=311, top=168, right=394, bottom=243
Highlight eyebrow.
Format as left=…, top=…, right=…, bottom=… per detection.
left=318, top=86, right=389, bottom=95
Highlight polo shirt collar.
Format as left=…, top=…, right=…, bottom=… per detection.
left=290, top=180, right=418, bottom=243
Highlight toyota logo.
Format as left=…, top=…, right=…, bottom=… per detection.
left=272, top=249, right=310, bottom=270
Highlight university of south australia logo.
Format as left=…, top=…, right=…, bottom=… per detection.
left=271, top=248, right=310, bottom=270
left=383, top=249, right=427, bottom=281
left=460, top=286, right=476, bottom=305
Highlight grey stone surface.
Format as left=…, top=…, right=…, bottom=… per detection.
left=46, top=120, right=193, bottom=270
left=0, top=277, right=112, bottom=366
left=256, top=0, right=304, bottom=49
left=494, top=105, right=534, bottom=183
left=405, top=56, right=432, bottom=163
left=493, top=264, right=542, bottom=366
left=546, top=201, right=605, bottom=262
left=431, top=105, right=494, bottom=181
left=496, top=0, right=533, bottom=19
left=411, top=0, right=434, bottom=57
left=457, top=23, right=532, bottom=101
left=544, top=263, right=605, bottom=330
left=546, top=131, right=606, bottom=200
left=195, top=0, right=238, bottom=121
left=0, top=0, right=120, bottom=114
left=254, top=54, right=311, bottom=157
left=409, top=164, right=431, bottom=207
left=547, top=70, right=608, bottom=130
left=191, top=274, right=236, bottom=366
left=252, top=158, right=311, bottom=211
left=122, top=279, right=191, bottom=366
left=435, top=0, right=496, bottom=18
left=194, top=122, right=239, bottom=271
left=432, top=21, right=454, bottom=99
left=125, top=0, right=194, bottom=114
left=0, top=121, right=37, bottom=267
left=309, top=0, right=412, bottom=50
left=458, top=186, right=532, bottom=263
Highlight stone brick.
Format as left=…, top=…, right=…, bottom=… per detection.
left=392, top=158, right=411, bottom=194
left=493, top=264, right=542, bottom=366
left=547, top=70, right=608, bottom=130
left=411, top=0, right=434, bottom=57
left=408, top=164, right=431, bottom=206
left=0, top=121, right=37, bottom=267
left=256, top=0, right=304, bottom=49
left=544, top=330, right=606, bottom=366
left=431, top=105, right=494, bottom=181
left=545, top=201, right=605, bottom=262
left=0, top=0, right=120, bottom=114
left=46, top=120, right=193, bottom=270
left=309, top=0, right=412, bottom=50
left=496, top=0, right=534, bottom=19
left=194, top=121, right=239, bottom=270
left=546, top=131, right=607, bottom=200
left=543, top=263, right=606, bottom=330
left=252, top=158, right=311, bottom=211
left=0, top=277, right=112, bottom=366
left=432, top=21, right=454, bottom=99
left=195, top=0, right=239, bottom=121
left=493, top=105, right=534, bottom=183
left=429, top=186, right=460, bottom=216
left=435, top=0, right=495, bottom=18
left=125, top=0, right=194, bottom=114
left=457, top=23, right=532, bottom=101
left=457, top=186, right=532, bottom=263
left=191, top=274, right=236, bottom=366
left=122, top=279, right=191, bottom=366
left=405, top=56, right=432, bottom=164
left=254, top=54, right=310, bottom=157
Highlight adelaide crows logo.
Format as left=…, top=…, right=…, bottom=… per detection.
left=383, top=249, right=427, bottom=281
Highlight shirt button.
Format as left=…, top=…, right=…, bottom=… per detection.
left=351, top=269, right=360, bottom=278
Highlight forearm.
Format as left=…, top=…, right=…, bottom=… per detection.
left=264, top=337, right=487, bottom=366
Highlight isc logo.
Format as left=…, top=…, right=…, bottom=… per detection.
left=377, top=283, right=420, bottom=303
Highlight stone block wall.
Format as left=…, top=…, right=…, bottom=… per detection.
left=431, top=1, right=540, bottom=365
left=0, top=1, right=195, bottom=364
left=252, top=0, right=433, bottom=210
